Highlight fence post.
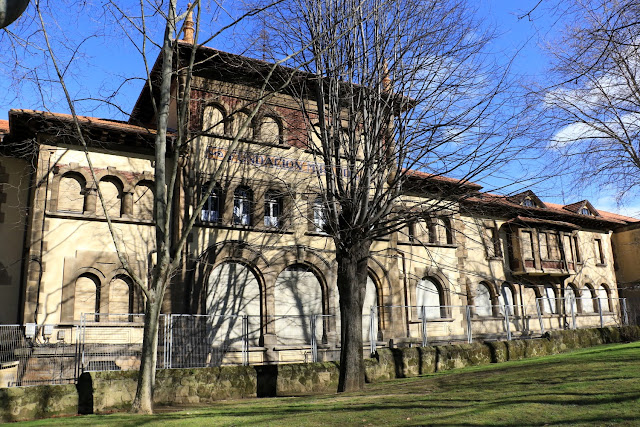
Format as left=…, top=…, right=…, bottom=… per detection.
left=311, top=314, right=318, bottom=363
left=504, top=304, right=511, bottom=341
left=536, top=298, right=545, bottom=335
left=242, top=315, right=249, bottom=366
left=465, top=305, right=472, bottom=343
left=73, top=325, right=80, bottom=381
left=167, top=314, right=173, bottom=369
left=522, top=303, right=528, bottom=334
left=598, top=298, right=604, bottom=328
left=571, top=296, right=576, bottom=330
left=421, top=306, right=428, bottom=347
left=622, top=298, right=629, bottom=325
left=369, top=306, right=377, bottom=355
left=80, top=313, right=86, bottom=371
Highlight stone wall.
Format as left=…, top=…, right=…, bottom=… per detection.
left=0, top=384, right=78, bottom=422
left=3, top=325, right=640, bottom=421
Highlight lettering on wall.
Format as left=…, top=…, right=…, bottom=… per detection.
left=205, top=145, right=353, bottom=178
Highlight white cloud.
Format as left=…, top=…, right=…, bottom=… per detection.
left=592, top=193, right=640, bottom=220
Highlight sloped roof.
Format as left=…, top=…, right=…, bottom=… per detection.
left=4, top=109, right=166, bottom=155
left=0, top=120, right=8, bottom=133
left=9, top=109, right=159, bottom=136
left=404, top=169, right=483, bottom=190
left=464, top=192, right=633, bottom=227
left=507, top=190, right=547, bottom=209
left=562, top=199, right=600, bottom=216
left=129, top=41, right=413, bottom=127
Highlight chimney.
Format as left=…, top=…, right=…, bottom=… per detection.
left=183, top=3, right=195, bottom=44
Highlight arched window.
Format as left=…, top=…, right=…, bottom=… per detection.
left=499, top=284, right=515, bottom=315
left=580, top=207, right=591, bottom=215
left=206, top=261, right=262, bottom=348
left=441, top=217, right=454, bottom=244
left=598, top=284, right=612, bottom=312
left=475, top=282, right=493, bottom=317
left=232, top=111, right=253, bottom=139
left=98, top=177, right=123, bottom=218
left=109, top=275, right=133, bottom=319
left=260, top=116, right=282, bottom=144
left=565, top=284, right=578, bottom=314
left=264, top=190, right=283, bottom=227
left=233, top=186, right=252, bottom=225
left=133, top=181, right=154, bottom=219
left=363, top=275, right=379, bottom=340
left=202, top=105, right=226, bottom=135
left=58, top=173, right=85, bottom=213
left=416, top=277, right=444, bottom=319
left=427, top=218, right=437, bottom=244
left=582, top=284, right=596, bottom=313
left=275, top=264, right=324, bottom=345
left=201, top=183, right=221, bottom=223
left=74, top=273, right=100, bottom=321
left=542, top=285, right=558, bottom=314
left=522, top=197, right=535, bottom=207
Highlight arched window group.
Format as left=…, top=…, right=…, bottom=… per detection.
left=200, top=183, right=286, bottom=229
left=404, top=217, right=454, bottom=245
left=202, top=104, right=284, bottom=144
left=73, top=273, right=135, bottom=321
left=56, top=171, right=153, bottom=220
left=205, top=259, right=381, bottom=348
left=472, top=282, right=517, bottom=317
left=534, top=282, right=614, bottom=315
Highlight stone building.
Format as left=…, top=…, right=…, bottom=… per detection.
left=0, top=39, right=638, bottom=367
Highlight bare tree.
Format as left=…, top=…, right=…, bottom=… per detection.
left=534, top=0, right=640, bottom=202
left=260, top=0, right=516, bottom=391
left=23, top=0, right=315, bottom=414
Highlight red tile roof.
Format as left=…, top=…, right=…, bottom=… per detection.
left=0, top=120, right=8, bottom=133
left=9, top=109, right=161, bottom=136
left=465, top=192, right=636, bottom=225
left=404, top=169, right=483, bottom=189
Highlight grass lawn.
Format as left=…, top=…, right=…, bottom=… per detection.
left=21, top=342, right=640, bottom=426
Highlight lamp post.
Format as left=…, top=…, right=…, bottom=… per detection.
left=1, top=0, right=30, bottom=29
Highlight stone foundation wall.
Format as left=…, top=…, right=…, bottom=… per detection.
left=3, top=325, right=640, bottom=421
left=0, top=384, right=78, bottom=422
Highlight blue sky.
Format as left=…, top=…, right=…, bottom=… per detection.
left=1, top=0, right=638, bottom=218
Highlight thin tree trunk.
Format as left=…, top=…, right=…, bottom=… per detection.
left=131, top=290, right=162, bottom=414
left=336, top=238, right=371, bottom=392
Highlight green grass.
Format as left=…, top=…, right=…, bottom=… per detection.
left=22, top=342, right=640, bottom=426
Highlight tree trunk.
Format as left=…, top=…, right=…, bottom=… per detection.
left=130, top=291, right=162, bottom=414
left=336, top=238, right=371, bottom=392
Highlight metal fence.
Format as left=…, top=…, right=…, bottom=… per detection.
left=78, top=313, right=146, bottom=372
left=0, top=297, right=630, bottom=387
left=0, top=324, right=79, bottom=387
left=162, top=313, right=336, bottom=368
left=367, top=298, right=629, bottom=354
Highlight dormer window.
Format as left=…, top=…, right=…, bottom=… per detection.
left=580, top=207, right=591, bottom=216
left=522, top=198, right=534, bottom=208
